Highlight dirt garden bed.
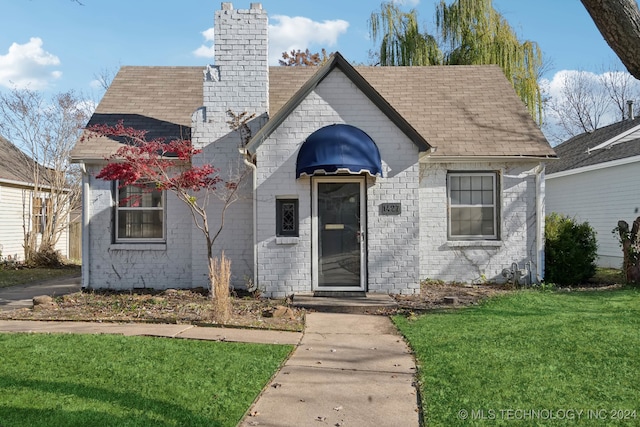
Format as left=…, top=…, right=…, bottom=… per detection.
left=0, top=280, right=518, bottom=330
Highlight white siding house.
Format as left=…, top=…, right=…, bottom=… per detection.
left=0, top=136, right=70, bottom=261
left=71, top=3, right=556, bottom=296
left=546, top=117, right=640, bottom=268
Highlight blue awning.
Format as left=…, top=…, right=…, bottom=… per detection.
left=296, top=124, right=383, bottom=178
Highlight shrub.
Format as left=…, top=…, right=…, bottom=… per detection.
left=545, top=213, right=597, bottom=286
left=30, top=246, right=65, bottom=268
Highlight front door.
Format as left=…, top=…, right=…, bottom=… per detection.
left=312, top=177, right=366, bottom=291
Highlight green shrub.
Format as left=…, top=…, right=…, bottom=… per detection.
left=545, top=213, right=597, bottom=286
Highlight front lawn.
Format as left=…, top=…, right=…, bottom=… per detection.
left=395, top=289, right=640, bottom=426
left=0, top=265, right=81, bottom=288
left=0, top=333, right=292, bottom=427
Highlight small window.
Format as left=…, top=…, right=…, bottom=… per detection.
left=115, top=183, right=165, bottom=242
left=276, top=198, right=298, bottom=237
left=32, top=196, right=52, bottom=234
left=448, top=172, right=498, bottom=240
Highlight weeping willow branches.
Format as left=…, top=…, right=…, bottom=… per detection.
left=369, top=0, right=544, bottom=124
left=368, top=2, right=442, bottom=66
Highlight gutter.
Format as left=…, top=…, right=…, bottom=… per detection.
left=241, top=149, right=258, bottom=291
left=420, top=154, right=558, bottom=163
left=0, top=177, right=68, bottom=192
left=535, top=163, right=545, bottom=282
left=81, top=163, right=90, bottom=289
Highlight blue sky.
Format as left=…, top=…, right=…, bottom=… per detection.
left=0, top=0, right=626, bottom=97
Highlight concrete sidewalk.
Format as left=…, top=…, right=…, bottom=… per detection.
left=239, top=312, right=420, bottom=427
left=0, top=319, right=302, bottom=345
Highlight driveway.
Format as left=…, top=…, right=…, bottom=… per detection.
left=0, top=274, right=81, bottom=311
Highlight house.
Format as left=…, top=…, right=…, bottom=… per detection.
left=71, top=3, right=556, bottom=296
left=0, top=136, right=71, bottom=262
left=546, top=111, right=640, bottom=269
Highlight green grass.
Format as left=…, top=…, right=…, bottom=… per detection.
left=394, top=289, right=640, bottom=426
left=589, top=267, right=625, bottom=285
left=0, top=265, right=81, bottom=288
left=0, top=333, right=293, bottom=427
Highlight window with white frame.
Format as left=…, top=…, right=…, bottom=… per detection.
left=448, top=172, right=498, bottom=239
left=115, top=183, right=165, bottom=241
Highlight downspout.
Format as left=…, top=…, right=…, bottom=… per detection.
left=81, top=163, right=90, bottom=289
left=241, top=149, right=258, bottom=291
left=535, top=163, right=545, bottom=283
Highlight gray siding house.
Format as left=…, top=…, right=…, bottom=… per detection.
left=71, top=3, right=556, bottom=296
left=546, top=114, right=640, bottom=268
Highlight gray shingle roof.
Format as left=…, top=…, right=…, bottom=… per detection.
left=546, top=117, right=640, bottom=175
left=72, top=60, right=555, bottom=161
left=0, top=136, right=39, bottom=184
left=71, top=66, right=204, bottom=161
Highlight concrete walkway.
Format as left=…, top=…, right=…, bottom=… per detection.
left=0, top=279, right=420, bottom=426
left=239, top=312, right=419, bottom=427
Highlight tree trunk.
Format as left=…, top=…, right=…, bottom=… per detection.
left=616, top=216, right=640, bottom=283
left=581, top=0, right=640, bottom=80
left=209, top=253, right=232, bottom=323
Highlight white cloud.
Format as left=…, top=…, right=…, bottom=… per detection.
left=193, top=27, right=216, bottom=59
left=268, top=16, right=349, bottom=65
left=391, top=0, right=421, bottom=6
left=194, top=16, right=349, bottom=65
left=0, top=37, right=61, bottom=89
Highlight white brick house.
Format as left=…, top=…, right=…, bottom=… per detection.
left=71, top=3, right=556, bottom=296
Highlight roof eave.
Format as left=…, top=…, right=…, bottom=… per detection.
left=421, top=154, right=558, bottom=163
left=547, top=153, right=640, bottom=179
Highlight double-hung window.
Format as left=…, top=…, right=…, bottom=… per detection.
left=448, top=172, right=498, bottom=240
left=115, top=183, right=165, bottom=242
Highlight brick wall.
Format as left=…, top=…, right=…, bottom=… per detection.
left=85, top=166, right=194, bottom=289
left=419, top=161, right=541, bottom=283
left=189, top=2, right=269, bottom=288
left=255, top=70, right=421, bottom=297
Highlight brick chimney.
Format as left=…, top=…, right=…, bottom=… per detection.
left=199, top=2, right=268, bottom=140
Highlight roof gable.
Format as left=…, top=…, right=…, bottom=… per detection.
left=246, top=52, right=430, bottom=153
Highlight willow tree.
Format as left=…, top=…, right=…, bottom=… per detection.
left=368, top=2, right=442, bottom=66
left=369, top=0, right=543, bottom=124
left=436, top=0, right=543, bottom=123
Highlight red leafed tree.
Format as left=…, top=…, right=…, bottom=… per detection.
left=85, top=112, right=253, bottom=322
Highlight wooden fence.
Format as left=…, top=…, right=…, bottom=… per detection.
left=68, top=221, right=81, bottom=261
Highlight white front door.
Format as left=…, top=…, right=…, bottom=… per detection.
left=312, top=177, right=366, bottom=291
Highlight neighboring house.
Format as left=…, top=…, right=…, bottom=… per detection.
left=0, top=136, right=70, bottom=261
left=546, top=113, right=640, bottom=269
left=71, top=3, right=556, bottom=296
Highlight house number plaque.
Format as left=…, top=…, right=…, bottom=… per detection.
left=379, top=203, right=401, bottom=215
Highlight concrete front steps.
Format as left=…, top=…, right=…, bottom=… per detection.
left=291, top=292, right=398, bottom=314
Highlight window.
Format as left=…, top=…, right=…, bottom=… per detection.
left=116, top=183, right=164, bottom=241
left=32, top=196, right=52, bottom=234
left=448, top=172, right=498, bottom=239
left=276, top=198, right=298, bottom=237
